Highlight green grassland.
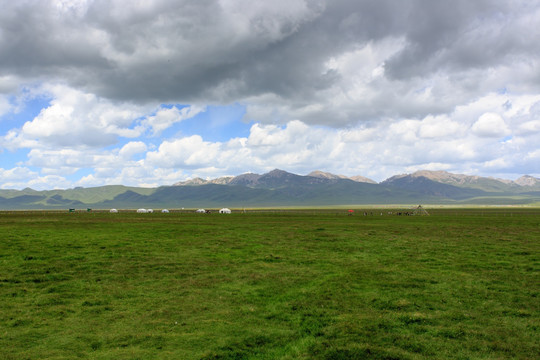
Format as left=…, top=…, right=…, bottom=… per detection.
left=1, top=209, right=538, bottom=359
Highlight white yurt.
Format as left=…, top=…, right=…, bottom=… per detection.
left=196, top=209, right=206, bottom=213
left=161, top=209, right=169, bottom=213
left=137, top=208, right=147, bottom=213
left=147, top=209, right=154, bottom=213
left=219, top=208, right=232, bottom=214
left=109, top=208, right=118, bottom=213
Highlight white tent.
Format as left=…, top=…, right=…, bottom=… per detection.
left=161, top=209, right=169, bottom=213
left=147, top=209, right=154, bottom=213
left=109, top=208, right=118, bottom=213
left=137, top=208, right=147, bottom=213
left=219, top=208, right=232, bottom=214
left=196, top=209, right=206, bottom=213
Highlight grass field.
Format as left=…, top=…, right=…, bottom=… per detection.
left=1, top=209, right=538, bottom=359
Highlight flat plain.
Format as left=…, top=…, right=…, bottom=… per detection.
left=0, top=208, right=538, bottom=359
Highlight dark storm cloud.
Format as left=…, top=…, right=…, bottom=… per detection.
left=0, top=2, right=107, bottom=76
left=384, top=1, right=539, bottom=78
left=1, top=0, right=538, bottom=124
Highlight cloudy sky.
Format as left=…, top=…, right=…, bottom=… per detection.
left=1, top=0, right=540, bottom=189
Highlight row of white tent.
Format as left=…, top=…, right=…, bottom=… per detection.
left=109, top=208, right=231, bottom=213
left=109, top=208, right=169, bottom=213
left=197, top=208, right=232, bottom=214
left=136, top=208, right=170, bottom=213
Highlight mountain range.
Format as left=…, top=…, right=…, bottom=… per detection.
left=1, top=169, right=539, bottom=210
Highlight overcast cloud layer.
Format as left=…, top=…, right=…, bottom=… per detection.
left=1, top=0, right=540, bottom=189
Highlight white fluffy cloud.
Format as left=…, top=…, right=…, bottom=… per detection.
left=0, top=167, right=38, bottom=187
left=3, top=85, right=152, bottom=150
left=146, top=135, right=221, bottom=168
left=118, top=141, right=147, bottom=159
left=143, top=105, right=205, bottom=136
left=2, top=85, right=202, bottom=152
left=0, top=166, right=72, bottom=190
left=418, top=115, right=463, bottom=139
left=471, top=112, right=510, bottom=138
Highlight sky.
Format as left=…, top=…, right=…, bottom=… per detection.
left=1, top=0, right=540, bottom=190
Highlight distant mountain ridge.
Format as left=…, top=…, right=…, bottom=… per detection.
left=173, top=169, right=539, bottom=191
left=1, top=169, right=539, bottom=209
left=308, top=170, right=377, bottom=184
left=514, top=175, right=540, bottom=186
left=383, top=170, right=540, bottom=191
left=173, top=169, right=378, bottom=187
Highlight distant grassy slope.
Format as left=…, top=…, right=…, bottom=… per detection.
left=382, top=176, right=489, bottom=200
left=99, top=184, right=290, bottom=208
left=0, top=186, right=156, bottom=209
left=455, top=195, right=540, bottom=205
left=51, top=185, right=156, bottom=203
left=0, top=188, right=44, bottom=199
left=0, top=194, right=47, bottom=208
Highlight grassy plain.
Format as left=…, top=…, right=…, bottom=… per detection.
left=0, top=209, right=538, bottom=359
